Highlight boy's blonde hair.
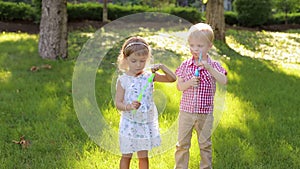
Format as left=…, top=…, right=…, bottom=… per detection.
left=187, top=23, right=214, bottom=43
left=117, top=37, right=151, bottom=71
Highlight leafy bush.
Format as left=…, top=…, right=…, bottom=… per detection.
left=31, top=0, right=41, bottom=22
left=234, top=0, right=272, bottom=27
left=288, top=12, right=300, bottom=24
left=107, top=4, right=150, bottom=21
left=68, top=2, right=102, bottom=21
left=267, top=12, right=300, bottom=25
left=163, top=6, right=203, bottom=23
left=0, top=1, right=34, bottom=21
left=0, top=1, right=202, bottom=23
left=224, top=11, right=300, bottom=26
left=224, top=11, right=238, bottom=25
left=5, top=1, right=299, bottom=26
left=268, top=13, right=288, bottom=25
left=108, top=3, right=203, bottom=23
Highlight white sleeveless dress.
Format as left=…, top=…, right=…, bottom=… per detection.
left=117, top=72, right=161, bottom=154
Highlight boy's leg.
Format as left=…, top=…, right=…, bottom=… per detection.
left=137, top=150, right=149, bottom=169
left=120, top=153, right=132, bottom=169
left=175, top=111, right=195, bottom=169
left=195, top=114, right=214, bottom=169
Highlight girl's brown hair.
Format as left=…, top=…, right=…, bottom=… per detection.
left=117, top=37, right=151, bottom=71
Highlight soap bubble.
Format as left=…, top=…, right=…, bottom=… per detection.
left=72, top=12, right=226, bottom=157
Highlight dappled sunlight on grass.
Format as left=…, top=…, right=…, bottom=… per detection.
left=78, top=32, right=94, bottom=38
left=154, top=83, right=180, bottom=132
left=226, top=29, right=300, bottom=63
left=72, top=141, right=120, bottom=169
left=0, top=32, right=38, bottom=42
left=280, top=63, right=300, bottom=76
left=99, top=103, right=119, bottom=131
left=213, top=36, right=300, bottom=168
left=44, top=82, right=59, bottom=93
left=68, top=32, right=94, bottom=58
left=228, top=71, right=241, bottom=83
left=0, top=70, right=12, bottom=82
left=220, top=93, right=254, bottom=133
left=146, top=33, right=190, bottom=59
left=278, top=140, right=300, bottom=166
left=37, top=97, right=59, bottom=116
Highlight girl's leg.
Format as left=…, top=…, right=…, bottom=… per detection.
left=120, top=153, right=132, bottom=169
left=137, top=150, right=149, bottom=169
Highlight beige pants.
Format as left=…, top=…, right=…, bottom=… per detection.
left=174, top=111, right=214, bottom=169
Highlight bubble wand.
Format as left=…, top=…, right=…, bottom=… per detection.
left=195, top=51, right=202, bottom=78
left=133, top=72, right=155, bottom=114
left=198, top=51, right=202, bottom=63
left=193, top=52, right=202, bottom=110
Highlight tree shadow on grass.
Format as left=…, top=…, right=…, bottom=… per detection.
left=212, top=41, right=300, bottom=168
left=225, top=29, right=273, bottom=52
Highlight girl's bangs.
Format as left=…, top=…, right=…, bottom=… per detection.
left=130, top=45, right=149, bottom=57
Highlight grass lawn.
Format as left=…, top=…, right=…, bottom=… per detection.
left=0, top=27, right=300, bottom=169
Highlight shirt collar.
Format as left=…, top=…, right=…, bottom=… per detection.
left=187, top=55, right=213, bottom=66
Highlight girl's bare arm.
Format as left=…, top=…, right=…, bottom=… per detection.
left=115, top=80, right=140, bottom=111
left=152, top=64, right=177, bottom=82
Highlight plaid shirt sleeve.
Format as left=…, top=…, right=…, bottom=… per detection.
left=175, top=61, right=187, bottom=79
left=212, top=61, right=227, bottom=76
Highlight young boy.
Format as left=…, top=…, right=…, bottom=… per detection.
left=174, top=23, right=227, bottom=169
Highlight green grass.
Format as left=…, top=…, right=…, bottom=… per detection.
left=0, top=28, right=300, bottom=169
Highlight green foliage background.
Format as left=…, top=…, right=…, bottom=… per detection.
left=0, top=1, right=300, bottom=26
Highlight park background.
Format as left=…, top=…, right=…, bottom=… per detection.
left=1, top=0, right=300, bottom=168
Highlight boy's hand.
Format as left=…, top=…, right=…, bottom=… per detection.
left=189, top=76, right=200, bottom=87
left=200, top=60, right=212, bottom=71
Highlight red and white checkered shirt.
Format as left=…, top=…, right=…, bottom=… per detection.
left=175, top=56, right=227, bottom=114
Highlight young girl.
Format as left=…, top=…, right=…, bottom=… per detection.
left=115, top=36, right=176, bottom=169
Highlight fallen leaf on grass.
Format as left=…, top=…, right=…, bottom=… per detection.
left=30, top=64, right=52, bottom=72
left=12, top=135, right=31, bottom=149
left=41, top=64, right=52, bottom=69
left=30, top=66, right=39, bottom=72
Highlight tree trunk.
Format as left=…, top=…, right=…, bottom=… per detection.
left=102, top=0, right=108, bottom=22
left=206, top=0, right=225, bottom=42
left=177, top=0, right=188, bottom=6
left=39, top=0, right=68, bottom=59
left=285, top=10, right=288, bottom=25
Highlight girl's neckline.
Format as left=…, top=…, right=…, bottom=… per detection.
left=125, top=71, right=145, bottom=77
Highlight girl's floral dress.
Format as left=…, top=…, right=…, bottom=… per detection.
left=117, top=72, right=161, bottom=154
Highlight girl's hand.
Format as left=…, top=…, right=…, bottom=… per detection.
left=151, top=63, right=177, bottom=82
left=130, top=101, right=141, bottom=110
left=151, top=64, right=163, bottom=73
